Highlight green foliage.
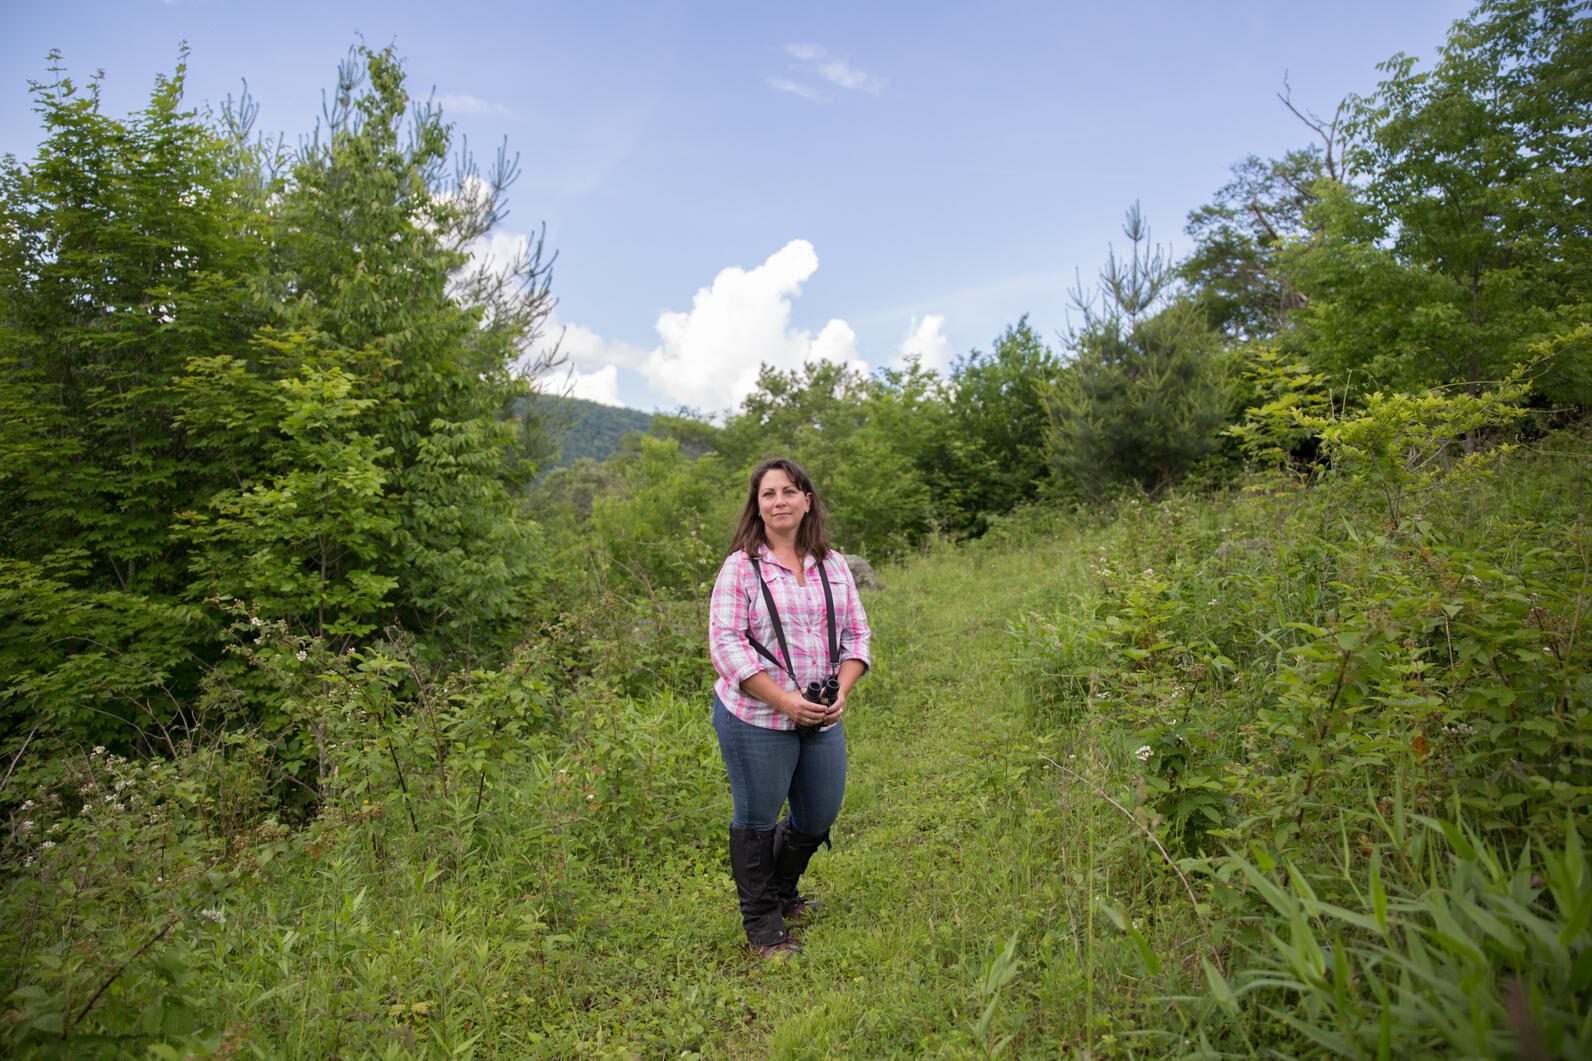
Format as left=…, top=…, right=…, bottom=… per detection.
left=1182, top=146, right=1334, bottom=340
left=715, top=359, right=871, bottom=469
left=1303, top=370, right=1530, bottom=527
left=1197, top=812, right=1592, bottom=1060
left=588, top=434, right=737, bottom=600
left=180, top=346, right=400, bottom=642
left=3, top=416, right=1587, bottom=1058
left=713, top=359, right=942, bottom=555
left=0, top=53, right=265, bottom=746
left=1015, top=399, right=1591, bottom=1056
left=1288, top=0, right=1592, bottom=403
left=1222, top=344, right=1334, bottom=477
left=1045, top=205, right=1232, bottom=499
left=940, top=317, right=1063, bottom=535
left=1, top=46, right=558, bottom=746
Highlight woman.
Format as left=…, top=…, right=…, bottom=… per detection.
left=708, top=457, right=872, bottom=958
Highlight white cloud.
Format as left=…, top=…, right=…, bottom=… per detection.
left=562, top=364, right=623, bottom=407
left=642, top=240, right=870, bottom=411
left=777, top=44, right=886, bottom=98
left=464, top=227, right=533, bottom=282
left=438, top=93, right=519, bottom=120
left=895, top=314, right=955, bottom=376
left=550, top=315, right=651, bottom=372
left=531, top=241, right=885, bottom=414
left=518, top=310, right=650, bottom=386
left=767, top=77, right=828, bottom=103
left=815, top=59, right=886, bottom=94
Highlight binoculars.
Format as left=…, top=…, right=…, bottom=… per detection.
left=805, top=676, right=839, bottom=706
left=796, top=676, right=840, bottom=734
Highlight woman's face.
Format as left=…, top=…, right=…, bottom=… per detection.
left=757, top=468, right=811, bottom=537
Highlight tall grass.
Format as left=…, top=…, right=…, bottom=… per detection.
left=2, top=426, right=1587, bottom=1058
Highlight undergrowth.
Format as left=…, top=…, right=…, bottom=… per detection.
left=1, top=421, right=1586, bottom=1058
left=1012, top=418, right=1592, bottom=1057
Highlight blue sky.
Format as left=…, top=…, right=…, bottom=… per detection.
left=2, top=0, right=1476, bottom=414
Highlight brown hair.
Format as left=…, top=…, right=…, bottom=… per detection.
left=728, top=457, right=831, bottom=561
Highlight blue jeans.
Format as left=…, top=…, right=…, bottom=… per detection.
left=712, top=694, right=846, bottom=832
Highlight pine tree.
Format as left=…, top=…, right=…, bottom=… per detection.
left=1044, top=205, right=1230, bottom=497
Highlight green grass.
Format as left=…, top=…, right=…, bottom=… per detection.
left=5, top=427, right=1589, bottom=1058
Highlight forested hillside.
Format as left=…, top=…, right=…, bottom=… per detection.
left=521, top=394, right=653, bottom=469
left=2, top=2, right=1589, bottom=1057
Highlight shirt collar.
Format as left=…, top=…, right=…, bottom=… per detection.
left=756, top=543, right=811, bottom=574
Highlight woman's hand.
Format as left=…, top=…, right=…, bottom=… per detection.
left=816, top=687, right=845, bottom=726
left=781, top=689, right=831, bottom=728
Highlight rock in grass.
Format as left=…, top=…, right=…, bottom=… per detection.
left=1216, top=538, right=1276, bottom=559
left=841, top=553, right=881, bottom=591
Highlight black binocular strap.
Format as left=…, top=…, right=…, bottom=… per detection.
left=746, top=556, right=838, bottom=683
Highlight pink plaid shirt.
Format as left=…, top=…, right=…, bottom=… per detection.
left=709, top=546, right=873, bottom=730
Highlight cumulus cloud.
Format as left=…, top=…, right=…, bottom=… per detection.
left=771, top=43, right=885, bottom=102
left=519, top=311, right=650, bottom=388
left=642, top=240, right=871, bottom=411
left=562, top=364, right=623, bottom=406
left=531, top=241, right=952, bottom=414
left=462, top=227, right=534, bottom=282
left=894, top=314, right=955, bottom=376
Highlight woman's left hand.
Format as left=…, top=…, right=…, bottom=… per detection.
left=820, top=687, right=845, bottom=725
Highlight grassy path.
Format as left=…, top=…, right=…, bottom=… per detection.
left=4, top=533, right=1128, bottom=1060
left=717, top=536, right=1107, bottom=1058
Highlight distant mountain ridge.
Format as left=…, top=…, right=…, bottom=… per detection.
left=533, top=393, right=654, bottom=467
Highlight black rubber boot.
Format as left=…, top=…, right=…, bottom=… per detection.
left=770, top=819, right=831, bottom=920
left=728, top=826, right=791, bottom=948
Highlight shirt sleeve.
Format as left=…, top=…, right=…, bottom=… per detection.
left=833, top=554, right=873, bottom=673
left=708, top=551, right=767, bottom=689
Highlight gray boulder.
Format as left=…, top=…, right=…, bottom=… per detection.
left=1216, top=537, right=1277, bottom=560
left=841, top=553, right=881, bottom=591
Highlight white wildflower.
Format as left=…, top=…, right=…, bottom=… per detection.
left=198, top=908, right=226, bottom=924
left=250, top=617, right=262, bottom=628
left=22, top=799, right=35, bottom=810
left=296, top=650, right=308, bottom=662
left=92, top=746, right=105, bottom=757
left=40, top=840, right=55, bottom=850
left=1135, top=745, right=1154, bottom=762
left=21, top=820, right=33, bottom=830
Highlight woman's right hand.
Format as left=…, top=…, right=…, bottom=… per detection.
left=776, top=691, right=815, bottom=723
left=739, top=671, right=836, bottom=728
left=778, top=690, right=823, bottom=727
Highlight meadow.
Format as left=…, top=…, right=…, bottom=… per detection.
left=5, top=419, right=1587, bottom=1059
